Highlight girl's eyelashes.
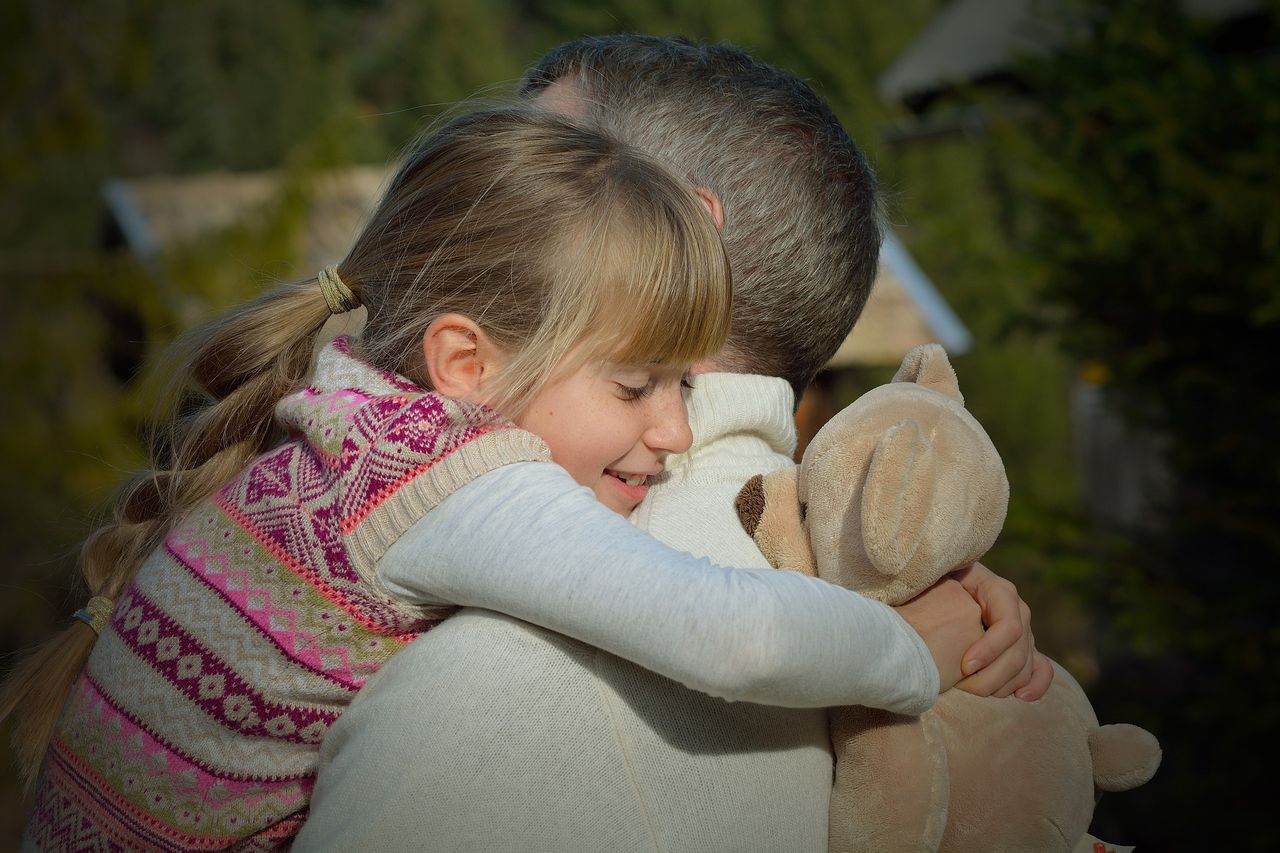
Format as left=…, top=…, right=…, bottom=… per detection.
left=612, top=365, right=691, bottom=401
left=616, top=381, right=655, bottom=401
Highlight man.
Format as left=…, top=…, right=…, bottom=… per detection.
left=296, top=36, right=1046, bottom=852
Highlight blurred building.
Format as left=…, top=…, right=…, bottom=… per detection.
left=796, top=232, right=972, bottom=455
left=102, top=167, right=386, bottom=290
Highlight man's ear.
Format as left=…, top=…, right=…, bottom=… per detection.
left=695, top=188, right=725, bottom=232
left=421, top=314, right=503, bottom=403
left=533, top=76, right=586, bottom=117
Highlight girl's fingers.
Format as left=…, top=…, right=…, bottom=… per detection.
left=956, top=624, right=1028, bottom=697
left=1014, top=652, right=1055, bottom=701
left=950, top=561, right=1056, bottom=699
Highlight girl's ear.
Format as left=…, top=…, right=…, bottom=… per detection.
left=422, top=314, right=504, bottom=403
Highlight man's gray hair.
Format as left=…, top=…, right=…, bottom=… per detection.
left=521, top=35, right=884, bottom=399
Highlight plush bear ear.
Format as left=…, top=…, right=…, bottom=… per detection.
left=893, top=343, right=963, bottom=405
left=859, top=420, right=938, bottom=578
left=736, top=469, right=817, bottom=576
left=1089, top=724, right=1162, bottom=793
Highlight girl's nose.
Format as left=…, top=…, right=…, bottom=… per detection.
left=645, top=388, right=694, bottom=456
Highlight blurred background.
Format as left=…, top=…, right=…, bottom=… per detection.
left=2, top=0, right=1277, bottom=849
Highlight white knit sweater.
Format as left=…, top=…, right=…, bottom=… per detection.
left=296, top=374, right=936, bottom=852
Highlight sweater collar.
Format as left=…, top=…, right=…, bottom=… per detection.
left=277, top=336, right=508, bottom=453
left=673, top=372, right=797, bottom=467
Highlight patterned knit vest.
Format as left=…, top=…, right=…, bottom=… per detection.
left=25, top=337, right=549, bottom=851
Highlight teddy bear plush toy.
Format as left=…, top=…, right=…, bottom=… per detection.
left=735, top=344, right=1160, bottom=853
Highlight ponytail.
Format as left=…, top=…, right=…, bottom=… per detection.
left=0, top=276, right=339, bottom=790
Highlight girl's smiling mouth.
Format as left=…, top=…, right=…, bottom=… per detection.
left=604, top=468, right=662, bottom=508
left=606, top=469, right=651, bottom=487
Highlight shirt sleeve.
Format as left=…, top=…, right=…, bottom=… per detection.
left=378, top=461, right=938, bottom=714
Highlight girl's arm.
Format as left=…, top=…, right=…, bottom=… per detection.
left=379, top=461, right=939, bottom=714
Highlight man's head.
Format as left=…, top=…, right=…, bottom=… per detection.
left=521, top=35, right=884, bottom=400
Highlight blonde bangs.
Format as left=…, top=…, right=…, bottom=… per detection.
left=382, top=110, right=733, bottom=418
left=558, top=174, right=733, bottom=372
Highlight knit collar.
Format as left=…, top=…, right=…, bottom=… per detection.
left=276, top=336, right=510, bottom=455
left=308, top=335, right=422, bottom=396
left=671, top=372, right=797, bottom=468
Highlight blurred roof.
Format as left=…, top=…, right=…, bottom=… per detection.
left=102, top=167, right=387, bottom=277
left=879, top=0, right=1265, bottom=110
left=827, top=231, right=971, bottom=367
left=103, top=169, right=969, bottom=367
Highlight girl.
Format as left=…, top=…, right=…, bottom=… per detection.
left=8, top=107, right=960, bottom=850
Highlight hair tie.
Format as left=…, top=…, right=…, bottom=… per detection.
left=73, top=596, right=115, bottom=636
left=318, top=265, right=361, bottom=314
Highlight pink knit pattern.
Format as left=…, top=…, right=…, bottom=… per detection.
left=25, top=338, right=548, bottom=850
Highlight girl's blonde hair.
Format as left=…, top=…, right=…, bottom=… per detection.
left=352, top=107, right=730, bottom=411
left=0, top=106, right=731, bottom=789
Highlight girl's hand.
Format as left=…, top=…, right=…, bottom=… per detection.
left=892, top=578, right=986, bottom=693
left=950, top=562, right=1054, bottom=701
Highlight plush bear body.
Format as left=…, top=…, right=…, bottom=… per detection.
left=736, top=344, right=1160, bottom=853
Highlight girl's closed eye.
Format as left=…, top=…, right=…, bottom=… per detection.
left=618, top=370, right=693, bottom=401
left=612, top=366, right=656, bottom=401
left=617, top=380, right=656, bottom=401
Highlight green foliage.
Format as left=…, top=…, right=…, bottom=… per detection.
left=343, top=0, right=533, bottom=151
left=139, top=2, right=338, bottom=171
left=1000, top=2, right=1280, bottom=847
